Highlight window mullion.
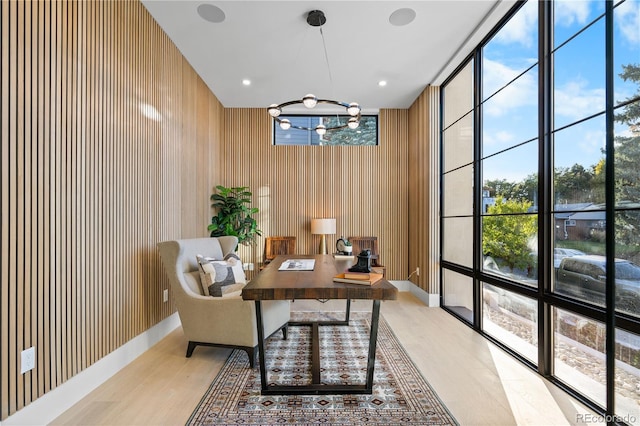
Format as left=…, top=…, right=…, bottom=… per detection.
left=538, top=0, right=553, bottom=379
left=604, top=0, right=615, bottom=417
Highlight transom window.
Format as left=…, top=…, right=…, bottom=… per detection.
left=273, top=115, right=378, bottom=146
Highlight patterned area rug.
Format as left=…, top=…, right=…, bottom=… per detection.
left=187, top=312, right=457, bottom=425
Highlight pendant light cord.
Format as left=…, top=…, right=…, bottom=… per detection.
left=319, top=27, right=335, bottom=99
left=267, top=10, right=362, bottom=136
left=319, top=27, right=342, bottom=127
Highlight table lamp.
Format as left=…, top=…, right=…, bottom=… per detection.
left=311, top=218, right=336, bottom=255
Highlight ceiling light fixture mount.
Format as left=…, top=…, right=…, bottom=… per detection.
left=306, top=9, right=326, bottom=27
left=267, top=10, right=361, bottom=136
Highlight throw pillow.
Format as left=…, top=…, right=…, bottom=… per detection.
left=196, top=253, right=246, bottom=297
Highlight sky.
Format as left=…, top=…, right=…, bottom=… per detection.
left=478, top=0, right=640, bottom=183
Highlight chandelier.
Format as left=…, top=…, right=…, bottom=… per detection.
left=267, top=10, right=361, bottom=136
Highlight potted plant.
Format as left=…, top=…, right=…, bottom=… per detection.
left=207, top=185, right=262, bottom=246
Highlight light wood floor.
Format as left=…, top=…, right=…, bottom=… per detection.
left=51, top=292, right=597, bottom=425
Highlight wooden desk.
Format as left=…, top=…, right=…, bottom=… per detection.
left=242, top=254, right=397, bottom=395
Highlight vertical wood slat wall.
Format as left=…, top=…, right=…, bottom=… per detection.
left=408, top=86, right=441, bottom=294
left=222, top=109, right=410, bottom=282
left=1, top=0, right=440, bottom=419
left=0, top=0, right=222, bottom=419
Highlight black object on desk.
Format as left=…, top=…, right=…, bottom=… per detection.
left=348, top=249, right=372, bottom=273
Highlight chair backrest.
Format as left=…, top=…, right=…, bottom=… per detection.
left=158, top=236, right=238, bottom=299
left=348, top=236, right=381, bottom=266
left=264, top=236, right=296, bottom=262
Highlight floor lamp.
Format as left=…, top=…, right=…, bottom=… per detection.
left=311, top=218, right=336, bottom=255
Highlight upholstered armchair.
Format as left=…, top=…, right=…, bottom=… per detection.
left=157, top=237, right=290, bottom=367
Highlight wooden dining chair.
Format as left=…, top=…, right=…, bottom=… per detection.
left=348, top=236, right=386, bottom=276
left=261, top=236, right=296, bottom=270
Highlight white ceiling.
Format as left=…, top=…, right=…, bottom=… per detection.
left=142, top=1, right=517, bottom=112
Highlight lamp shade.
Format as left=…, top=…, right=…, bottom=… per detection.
left=311, top=218, right=336, bottom=235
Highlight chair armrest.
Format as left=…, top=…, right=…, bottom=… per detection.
left=176, top=295, right=289, bottom=347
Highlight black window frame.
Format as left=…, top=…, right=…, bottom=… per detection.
left=439, top=0, right=640, bottom=421
left=272, top=114, right=379, bottom=146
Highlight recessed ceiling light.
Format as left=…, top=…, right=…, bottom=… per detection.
left=242, top=79, right=251, bottom=86
left=197, top=4, right=225, bottom=23
left=389, top=8, right=416, bottom=26
left=378, top=80, right=387, bottom=87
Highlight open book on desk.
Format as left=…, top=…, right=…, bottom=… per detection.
left=278, top=259, right=315, bottom=271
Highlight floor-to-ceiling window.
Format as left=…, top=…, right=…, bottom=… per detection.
left=440, top=0, right=640, bottom=422
left=442, top=61, right=475, bottom=323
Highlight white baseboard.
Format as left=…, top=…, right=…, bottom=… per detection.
left=1, top=313, right=181, bottom=426
left=388, top=279, right=411, bottom=291
left=389, top=280, right=440, bottom=307
left=427, top=292, right=441, bottom=307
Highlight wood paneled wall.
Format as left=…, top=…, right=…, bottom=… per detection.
left=1, top=0, right=222, bottom=419
left=222, top=109, right=409, bottom=282
left=408, top=86, right=441, bottom=294
left=1, top=0, right=439, bottom=419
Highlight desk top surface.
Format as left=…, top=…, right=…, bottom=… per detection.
left=241, top=254, right=398, bottom=301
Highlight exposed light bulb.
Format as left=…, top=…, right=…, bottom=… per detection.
left=347, top=102, right=360, bottom=116
left=302, top=94, right=318, bottom=108
left=279, top=119, right=291, bottom=130
left=268, top=97, right=363, bottom=133
left=268, top=104, right=281, bottom=117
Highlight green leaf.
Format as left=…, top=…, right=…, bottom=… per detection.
left=208, top=185, right=262, bottom=245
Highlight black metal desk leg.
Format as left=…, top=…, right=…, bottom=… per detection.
left=345, top=299, right=351, bottom=323
left=254, top=300, right=268, bottom=392
left=365, top=300, right=381, bottom=392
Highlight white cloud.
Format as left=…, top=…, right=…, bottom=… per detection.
left=496, top=130, right=515, bottom=143
left=493, top=0, right=538, bottom=48
left=483, top=59, right=521, bottom=95
left=616, top=0, right=640, bottom=44
left=482, top=59, right=538, bottom=117
left=579, top=128, right=606, bottom=154
left=615, top=121, right=637, bottom=139
left=484, top=130, right=515, bottom=147
left=554, top=79, right=605, bottom=120
left=554, top=1, right=592, bottom=27
left=555, top=127, right=605, bottom=170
